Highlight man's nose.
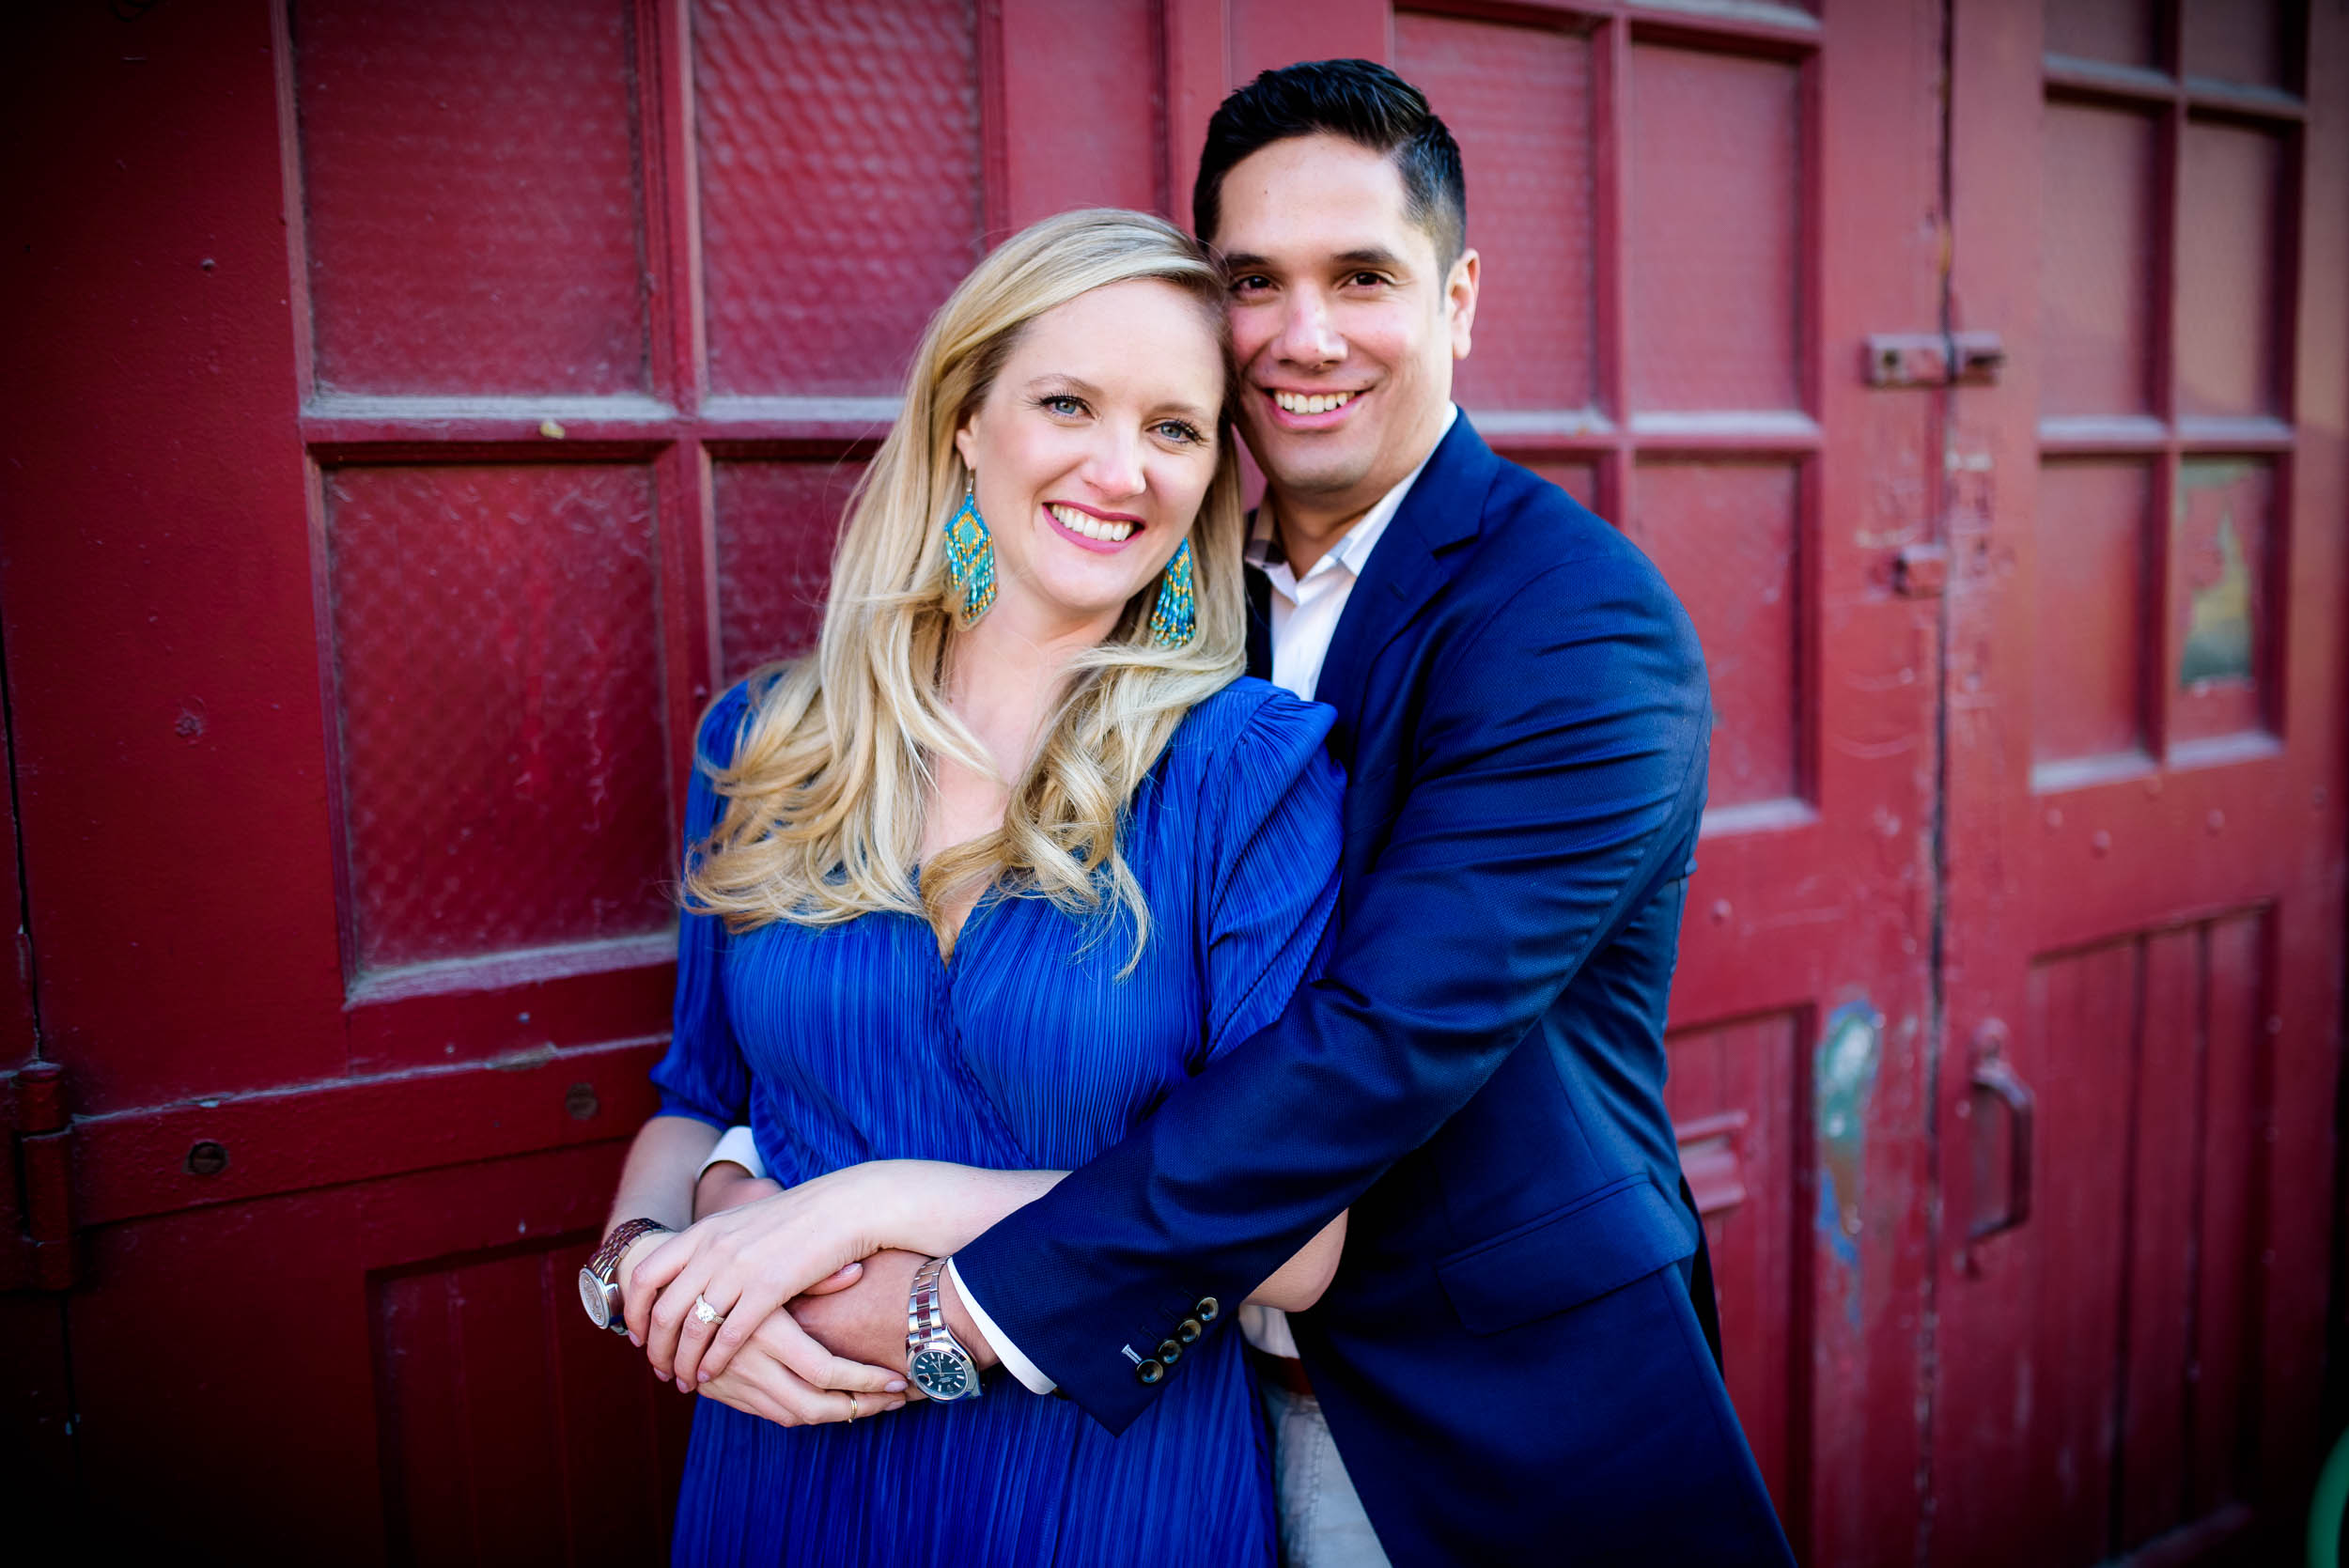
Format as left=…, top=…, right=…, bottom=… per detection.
left=1275, top=288, right=1345, bottom=367
left=1081, top=427, right=1146, bottom=500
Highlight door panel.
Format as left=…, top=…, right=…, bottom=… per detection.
left=1935, top=1, right=2347, bottom=1561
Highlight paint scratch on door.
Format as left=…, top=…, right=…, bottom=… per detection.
left=1814, top=1000, right=1882, bottom=1328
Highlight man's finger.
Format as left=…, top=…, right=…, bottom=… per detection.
left=798, top=1261, right=864, bottom=1296
left=763, top=1311, right=906, bottom=1395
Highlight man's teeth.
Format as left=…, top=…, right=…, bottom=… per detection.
left=1273, top=390, right=1356, bottom=415
left=1049, top=504, right=1135, bottom=542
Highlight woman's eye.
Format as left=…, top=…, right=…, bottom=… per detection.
left=1155, top=421, right=1206, bottom=445
left=1041, top=395, right=1087, bottom=417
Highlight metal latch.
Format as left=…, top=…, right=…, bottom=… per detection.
left=2, top=1062, right=76, bottom=1292
left=1865, top=331, right=2005, bottom=388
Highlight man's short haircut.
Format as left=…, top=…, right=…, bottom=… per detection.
left=1193, top=58, right=1467, bottom=269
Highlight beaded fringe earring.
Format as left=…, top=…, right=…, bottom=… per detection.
left=942, top=474, right=997, bottom=625
left=1146, top=536, right=1197, bottom=647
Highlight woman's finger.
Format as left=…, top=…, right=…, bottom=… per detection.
left=621, top=1228, right=698, bottom=1343
left=666, top=1279, right=744, bottom=1391
left=644, top=1259, right=720, bottom=1381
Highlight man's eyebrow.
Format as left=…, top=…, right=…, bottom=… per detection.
left=1221, top=252, right=1272, bottom=273
left=1334, top=247, right=1408, bottom=270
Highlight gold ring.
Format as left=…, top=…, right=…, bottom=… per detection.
left=845, top=1392, right=860, bottom=1423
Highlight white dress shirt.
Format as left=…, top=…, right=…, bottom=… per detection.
left=721, top=409, right=1459, bottom=1393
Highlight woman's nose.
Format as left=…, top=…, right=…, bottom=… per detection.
left=1081, top=430, right=1146, bottom=500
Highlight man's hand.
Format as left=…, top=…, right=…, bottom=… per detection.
left=699, top=1304, right=912, bottom=1429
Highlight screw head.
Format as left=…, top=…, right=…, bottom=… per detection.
left=565, top=1082, right=599, bottom=1122
left=186, top=1140, right=229, bottom=1177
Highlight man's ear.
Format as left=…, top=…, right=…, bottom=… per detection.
left=1447, top=248, right=1480, bottom=362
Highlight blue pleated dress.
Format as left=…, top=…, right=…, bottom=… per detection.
left=650, top=674, right=1344, bottom=1568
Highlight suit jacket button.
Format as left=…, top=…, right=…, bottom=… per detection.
left=1175, top=1318, right=1203, bottom=1344
left=1136, top=1359, right=1164, bottom=1386
left=1157, top=1339, right=1183, bottom=1364
left=1195, top=1296, right=1220, bottom=1323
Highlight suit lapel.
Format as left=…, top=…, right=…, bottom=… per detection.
left=1244, top=561, right=1272, bottom=682
left=1313, top=416, right=1499, bottom=753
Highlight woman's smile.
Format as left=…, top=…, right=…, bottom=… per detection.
left=1045, top=500, right=1143, bottom=552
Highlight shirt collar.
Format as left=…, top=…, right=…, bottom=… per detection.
left=1247, top=404, right=1459, bottom=579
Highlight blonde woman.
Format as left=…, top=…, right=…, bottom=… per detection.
left=592, top=210, right=1346, bottom=1564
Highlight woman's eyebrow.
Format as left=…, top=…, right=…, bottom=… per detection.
left=1026, top=373, right=1106, bottom=399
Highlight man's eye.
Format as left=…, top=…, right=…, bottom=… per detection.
left=1231, top=275, right=1271, bottom=294
left=1348, top=272, right=1387, bottom=287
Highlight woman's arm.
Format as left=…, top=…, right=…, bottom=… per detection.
left=642, top=1157, right=1346, bottom=1387
left=603, top=1114, right=722, bottom=1334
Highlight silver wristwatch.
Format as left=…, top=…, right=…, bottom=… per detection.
left=906, top=1255, right=984, bottom=1401
left=579, top=1218, right=669, bottom=1333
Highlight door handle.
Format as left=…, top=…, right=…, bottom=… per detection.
left=1965, top=1053, right=2034, bottom=1243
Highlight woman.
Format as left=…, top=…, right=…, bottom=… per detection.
left=594, top=209, right=1346, bottom=1565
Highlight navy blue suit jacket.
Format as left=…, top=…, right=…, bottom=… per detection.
left=957, top=417, right=1794, bottom=1565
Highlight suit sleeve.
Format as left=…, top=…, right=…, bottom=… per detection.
left=646, top=687, right=756, bottom=1130
left=953, top=549, right=1711, bottom=1431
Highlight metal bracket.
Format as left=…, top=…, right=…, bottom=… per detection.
left=1864, top=330, right=2005, bottom=388
left=2, top=1062, right=77, bottom=1292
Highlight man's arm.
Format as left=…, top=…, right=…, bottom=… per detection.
left=954, top=545, right=1711, bottom=1429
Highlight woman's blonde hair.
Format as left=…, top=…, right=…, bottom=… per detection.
left=683, top=208, right=1247, bottom=967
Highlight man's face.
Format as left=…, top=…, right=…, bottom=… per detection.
left=1211, top=133, right=1476, bottom=518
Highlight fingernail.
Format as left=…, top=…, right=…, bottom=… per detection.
left=697, top=1371, right=710, bottom=1383
left=629, top=1333, right=642, bottom=1348
left=677, top=1378, right=691, bottom=1393
left=885, top=1379, right=907, bottom=1392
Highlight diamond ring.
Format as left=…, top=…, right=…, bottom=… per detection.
left=692, top=1294, right=726, bottom=1327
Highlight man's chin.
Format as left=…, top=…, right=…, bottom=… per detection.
left=1242, top=437, right=1377, bottom=505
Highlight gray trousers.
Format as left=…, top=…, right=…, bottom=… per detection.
left=1259, top=1379, right=1394, bottom=1568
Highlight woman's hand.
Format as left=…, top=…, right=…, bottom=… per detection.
left=629, top=1158, right=1063, bottom=1389
left=627, top=1166, right=908, bottom=1393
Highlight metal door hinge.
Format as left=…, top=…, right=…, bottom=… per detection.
left=2, top=1062, right=77, bottom=1292
left=1864, top=330, right=2005, bottom=388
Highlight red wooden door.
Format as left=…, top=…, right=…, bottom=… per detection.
left=1932, top=1, right=2348, bottom=1562
left=3, top=3, right=2341, bottom=1565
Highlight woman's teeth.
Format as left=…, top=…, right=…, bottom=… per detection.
left=1273, top=390, right=1356, bottom=415
left=1050, top=504, right=1135, bottom=542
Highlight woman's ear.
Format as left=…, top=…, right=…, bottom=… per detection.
left=952, top=418, right=979, bottom=477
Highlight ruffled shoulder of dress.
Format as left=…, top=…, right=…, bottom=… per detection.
left=1162, top=676, right=1340, bottom=800
left=692, top=675, right=768, bottom=776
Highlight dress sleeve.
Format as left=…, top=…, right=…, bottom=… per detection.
left=647, top=685, right=756, bottom=1128
left=1194, top=690, right=1345, bottom=1071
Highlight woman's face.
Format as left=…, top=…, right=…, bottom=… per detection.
left=954, top=278, right=1224, bottom=643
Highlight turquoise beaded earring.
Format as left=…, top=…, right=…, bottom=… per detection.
left=1146, top=536, right=1197, bottom=647
left=942, top=473, right=996, bottom=625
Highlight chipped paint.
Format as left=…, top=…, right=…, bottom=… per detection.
left=1814, top=1000, right=1882, bottom=1328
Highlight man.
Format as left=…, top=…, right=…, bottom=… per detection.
left=663, top=60, right=1793, bottom=1566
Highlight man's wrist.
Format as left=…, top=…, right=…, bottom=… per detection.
left=936, top=1263, right=1001, bottom=1374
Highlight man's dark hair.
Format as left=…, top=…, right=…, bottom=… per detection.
left=1193, top=58, right=1466, bottom=269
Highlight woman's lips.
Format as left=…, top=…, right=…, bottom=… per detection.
left=1045, top=502, right=1141, bottom=554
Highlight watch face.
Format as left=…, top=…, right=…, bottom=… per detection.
left=910, top=1346, right=971, bottom=1399
left=578, top=1266, right=613, bottom=1330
